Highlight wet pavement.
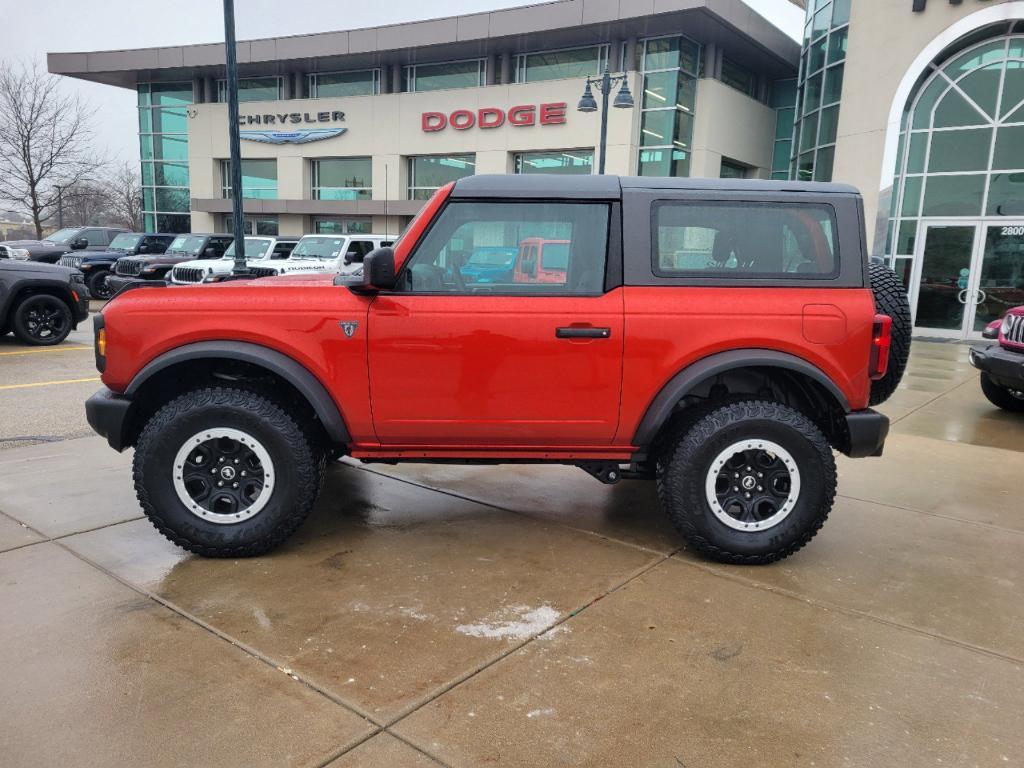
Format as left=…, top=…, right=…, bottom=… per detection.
left=1, top=340, right=1022, bottom=766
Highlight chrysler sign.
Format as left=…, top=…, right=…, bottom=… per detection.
left=237, top=110, right=347, bottom=144
left=422, top=103, right=568, bottom=132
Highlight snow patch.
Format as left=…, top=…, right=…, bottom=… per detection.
left=456, top=604, right=560, bottom=641
left=527, top=708, right=555, bottom=719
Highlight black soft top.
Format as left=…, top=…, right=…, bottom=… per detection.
left=452, top=174, right=859, bottom=199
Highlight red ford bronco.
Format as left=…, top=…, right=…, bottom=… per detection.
left=85, top=176, right=911, bottom=564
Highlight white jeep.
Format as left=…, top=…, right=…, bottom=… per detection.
left=169, top=236, right=298, bottom=284
left=250, top=234, right=392, bottom=277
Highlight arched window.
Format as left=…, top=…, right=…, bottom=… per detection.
left=888, top=22, right=1024, bottom=285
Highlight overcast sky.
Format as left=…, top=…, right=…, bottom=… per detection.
left=1, top=0, right=802, bottom=167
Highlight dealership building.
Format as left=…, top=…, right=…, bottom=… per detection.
left=49, top=0, right=1024, bottom=340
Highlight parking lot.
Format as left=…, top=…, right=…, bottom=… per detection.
left=1, top=309, right=1022, bottom=767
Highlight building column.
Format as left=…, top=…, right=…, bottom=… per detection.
left=192, top=77, right=204, bottom=103
left=703, top=42, right=718, bottom=79
left=500, top=53, right=512, bottom=85
left=203, top=77, right=215, bottom=102
left=623, top=37, right=637, bottom=71
left=281, top=73, right=293, bottom=100
left=391, top=63, right=402, bottom=93
left=486, top=53, right=497, bottom=85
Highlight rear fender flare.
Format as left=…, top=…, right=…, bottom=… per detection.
left=632, top=349, right=850, bottom=447
left=126, top=340, right=351, bottom=444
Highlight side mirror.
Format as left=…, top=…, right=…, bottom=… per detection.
left=203, top=246, right=218, bottom=258
left=137, top=244, right=149, bottom=254
left=350, top=246, right=395, bottom=293
left=71, top=237, right=89, bottom=250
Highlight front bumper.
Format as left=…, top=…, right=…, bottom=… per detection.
left=85, top=388, right=132, bottom=451
left=969, top=343, right=1024, bottom=387
left=844, top=409, right=889, bottom=458
left=70, top=283, right=90, bottom=322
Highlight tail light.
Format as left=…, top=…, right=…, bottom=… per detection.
left=869, top=314, right=892, bottom=380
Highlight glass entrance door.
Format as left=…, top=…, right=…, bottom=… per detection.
left=973, top=222, right=1024, bottom=334
left=912, top=223, right=980, bottom=338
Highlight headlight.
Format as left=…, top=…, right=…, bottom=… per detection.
left=1002, top=316, right=1013, bottom=337
left=141, top=266, right=158, bottom=274
left=80, top=263, right=93, bottom=270
left=11, top=248, right=29, bottom=260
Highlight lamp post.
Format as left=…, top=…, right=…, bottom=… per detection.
left=222, top=0, right=247, bottom=274
left=577, top=66, right=635, bottom=175
left=55, top=185, right=64, bottom=229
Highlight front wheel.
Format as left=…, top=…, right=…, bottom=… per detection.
left=657, top=400, right=836, bottom=564
left=980, top=372, right=1024, bottom=412
left=133, top=387, right=324, bottom=557
left=87, top=269, right=114, bottom=300
left=12, top=294, right=73, bottom=346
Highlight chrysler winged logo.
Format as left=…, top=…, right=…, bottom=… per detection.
left=241, top=128, right=347, bottom=144
left=339, top=321, right=359, bottom=338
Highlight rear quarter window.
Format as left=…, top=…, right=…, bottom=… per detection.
left=653, top=201, right=838, bottom=279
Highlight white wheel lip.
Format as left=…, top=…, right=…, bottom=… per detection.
left=704, top=438, right=801, bottom=532
left=172, top=427, right=275, bottom=525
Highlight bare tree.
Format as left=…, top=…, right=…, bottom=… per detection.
left=104, top=162, right=144, bottom=231
left=0, top=61, right=106, bottom=238
left=60, top=180, right=113, bottom=228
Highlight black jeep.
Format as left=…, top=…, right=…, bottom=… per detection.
left=0, top=260, right=90, bottom=345
left=106, top=233, right=234, bottom=293
left=58, top=233, right=177, bottom=300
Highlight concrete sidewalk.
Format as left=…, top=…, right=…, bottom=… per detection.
left=1, top=341, right=1022, bottom=767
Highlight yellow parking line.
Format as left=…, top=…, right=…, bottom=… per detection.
left=0, top=377, right=100, bottom=391
left=0, top=346, right=91, bottom=357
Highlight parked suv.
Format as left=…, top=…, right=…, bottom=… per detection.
left=107, top=234, right=234, bottom=293
left=2, top=226, right=129, bottom=264
left=84, top=176, right=911, bottom=563
left=58, top=233, right=177, bottom=300
left=170, top=236, right=299, bottom=284
left=248, top=234, right=392, bottom=278
left=972, top=308, right=1024, bottom=411
left=1, top=260, right=90, bottom=345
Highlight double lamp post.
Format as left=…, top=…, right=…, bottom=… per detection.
left=577, top=66, right=635, bottom=175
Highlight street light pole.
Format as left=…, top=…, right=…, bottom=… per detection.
left=577, top=66, right=634, bottom=175
left=223, top=0, right=247, bottom=274
left=56, top=185, right=64, bottom=229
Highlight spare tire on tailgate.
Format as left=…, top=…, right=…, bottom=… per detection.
left=868, top=261, right=912, bottom=406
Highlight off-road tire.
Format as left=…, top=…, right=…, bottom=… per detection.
left=868, top=261, right=912, bottom=405
left=133, top=386, right=324, bottom=557
left=980, top=372, right=1024, bottom=412
left=11, top=293, right=73, bottom=346
left=87, top=269, right=114, bottom=300
left=656, top=399, right=836, bottom=565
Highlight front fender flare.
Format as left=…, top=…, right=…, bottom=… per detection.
left=631, top=348, right=851, bottom=447
left=126, top=340, right=351, bottom=444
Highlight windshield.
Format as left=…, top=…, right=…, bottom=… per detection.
left=45, top=228, right=80, bottom=244
left=108, top=234, right=142, bottom=251
left=291, top=236, right=345, bottom=260
left=467, top=248, right=517, bottom=267
left=167, top=236, right=207, bottom=255
left=223, top=238, right=271, bottom=260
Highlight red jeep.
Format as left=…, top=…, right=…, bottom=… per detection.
left=972, top=307, right=1024, bottom=411
left=85, top=176, right=910, bottom=564
left=513, top=237, right=571, bottom=284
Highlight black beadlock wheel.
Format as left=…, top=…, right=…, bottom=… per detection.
left=87, top=269, right=115, bottom=300
left=656, top=400, right=836, bottom=565
left=868, top=262, right=912, bottom=406
left=11, top=294, right=73, bottom=346
left=980, top=372, right=1024, bottom=412
left=133, top=387, right=325, bottom=557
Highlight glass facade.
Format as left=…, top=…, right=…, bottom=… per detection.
left=721, top=58, right=757, bottom=98
left=215, top=77, right=282, bottom=103
left=791, top=0, right=848, bottom=181
left=405, top=60, right=485, bottom=92
left=770, top=79, right=797, bottom=180
left=312, top=158, right=372, bottom=200
left=637, top=35, right=700, bottom=177
left=888, top=27, right=1024, bottom=295
left=514, top=150, right=594, bottom=175
left=220, top=159, right=278, bottom=199
left=408, top=155, right=475, bottom=200
left=514, top=46, right=609, bottom=83
left=309, top=70, right=379, bottom=98
left=220, top=215, right=279, bottom=235
left=313, top=217, right=372, bottom=234
left=138, top=82, right=193, bottom=233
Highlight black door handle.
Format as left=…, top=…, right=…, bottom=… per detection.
left=555, top=326, right=611, bottom=339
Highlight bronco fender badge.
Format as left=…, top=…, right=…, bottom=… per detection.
left=339, top=321, right=359, bottom=338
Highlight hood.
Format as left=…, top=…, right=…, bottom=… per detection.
left=81, top=249, right=131, bottom=262
left=124, top=253, right=194, bottom=266
left=1, top=239, right=46, bottom=247
left=231, top=272, right=338, bottom=288
left=0, top=260, right=75, bottom=277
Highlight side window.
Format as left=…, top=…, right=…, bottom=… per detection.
left=84, top=229, right=107, bottom=246
left=380, top=241, right=394, bottom=248
left=345, top=240, right=374, bottom=263
left=271, top=242, right=296, bottom=259
left=398, top=201, right=609, bottom=295
left=144, top=236, right=168, bottom=253
left=654, top=202, right=837, bottom=278
left=209, top=238, right=232, bottom=257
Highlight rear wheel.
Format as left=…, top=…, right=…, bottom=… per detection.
left=980, top=372, right=1024, bottom=412
left=87, top=269, right=114, bottom=300
left=868, top=262, right=912, bottom=405
left=133, top=387, right=324, bottom=557
left=657, top=400, right=836, bottom=564
left=12, top=294, right=72, bottom=346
